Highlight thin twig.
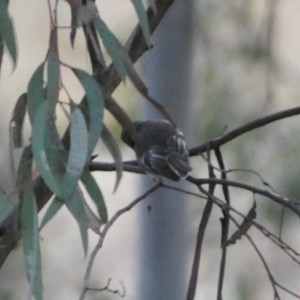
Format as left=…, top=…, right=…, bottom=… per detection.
left=79, top=183, right=161, bottom=300
left=275, top=281, right=300, bottom=299
left=215, top=148, right=229, bottom=300
left=186, top=150, right=215, bottom=300
left=199, top=153, right=278, bottom=193
left=187, top=177, right=300, bottom=217
left=88, top=278, right=126, bottom=298
left=164, top=180, right=300, bottom=270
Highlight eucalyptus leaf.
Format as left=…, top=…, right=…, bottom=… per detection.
left=21, top=187, right=43, bottom=300
left=81, top=169, right=107, bottom=223
left=11, top=93, right=27, bottom=148
left=78, top=188, right=102, bottom=234
left=73, top=68, right=104, bottom=159
left=65, top=188, right=89, bottom=255
left=47, top=31, right=60, bottom=108
left=16, top=145, right=33, bottom=187
left=101, top=124, right=122, bottom=192
left=0, top=1, right=17, bottom=66
left=92, top=15, right=127, bottom=81
left=27, top=63, right=45, bottom=124
left=31, top=101, right=63, bottom=198
left=130, top=0, right=151, bottom=47
left=62, top=103, right=88, bottom=199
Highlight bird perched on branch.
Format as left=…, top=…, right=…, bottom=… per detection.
left=121, top=119, right=192, bottom=181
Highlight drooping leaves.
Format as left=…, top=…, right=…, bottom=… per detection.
left=31, top=101, right=63, bottom=198
left=21, top=187, right=43, bottom=300
left=62, top=103, right=88, bottom=199
left=18, top=146, right=43, bottom=300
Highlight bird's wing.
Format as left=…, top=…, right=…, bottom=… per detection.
left=141, top=146, right=168, bottom=172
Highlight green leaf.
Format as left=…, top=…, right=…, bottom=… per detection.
left=93, top=15, right=151, bottom=104
left=65, top=189, right=89, bottom=255
left=21, top=187, right=43, bottom=300
left=0, top=1, right=17, bottom=66
left=130, top=0, right=151, bottom=47
left=47, top=31, right=60, bottom=107
left=11, top=93, right=27, bottom=148
left=16, top=145, right=33, bottom=188
left=101, top=124, right=122, bottom=192
left=31, top=101, right=63, bottom=198
left=73, top=68, right=104, bottom=159
left=62, top=103, right=88, bottom=199
left=92, top=15, right=127, bottom=81
left=81, top=169, right=107, bottom=223
left=80, top=189, right=102, bottom=234
left=27, top=63, right=45, bottom=124
left=39, top=197, right=64, bottom=230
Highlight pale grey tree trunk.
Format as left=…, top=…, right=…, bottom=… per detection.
left=137, top=0, right=195, bottom=299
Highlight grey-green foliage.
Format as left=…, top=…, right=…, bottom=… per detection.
left=5, top=1, right=152, bottom=299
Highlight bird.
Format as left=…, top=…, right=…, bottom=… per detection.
left=121, top=119, right=192, bottom=181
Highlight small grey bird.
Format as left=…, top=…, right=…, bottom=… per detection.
left=121, top=119, right=192, bottom=181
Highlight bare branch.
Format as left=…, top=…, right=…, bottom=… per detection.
left=186, top=150, right=215, bottom=300
left=79, top=183, right=161, bottom=300
left=187, top=177, right=300, bottom=217
left=189, top=106, right=300, bottom=156
left=215, top=148, right=230, bottom=300
left=88, top=278, right=126, bottom=298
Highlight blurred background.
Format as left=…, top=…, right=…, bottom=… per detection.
left=1, top=0, right=300, bottom=299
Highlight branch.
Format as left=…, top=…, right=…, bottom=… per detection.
left=89, top=160, right=142, bottom=173
left=90, top=106, right=300, bottom=176
left=164, top=180, right=300, bottom=299
left=186, top=150, right=215, bottom=300
left=187, top=177, right=300, bottom=217
left=88, top=278, right=126, bottom=298
left=189, top=106, right=300, bottom=156
left=215, top=148, right=230, bottom=300
left=79, top=183, right=160, bottom=300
